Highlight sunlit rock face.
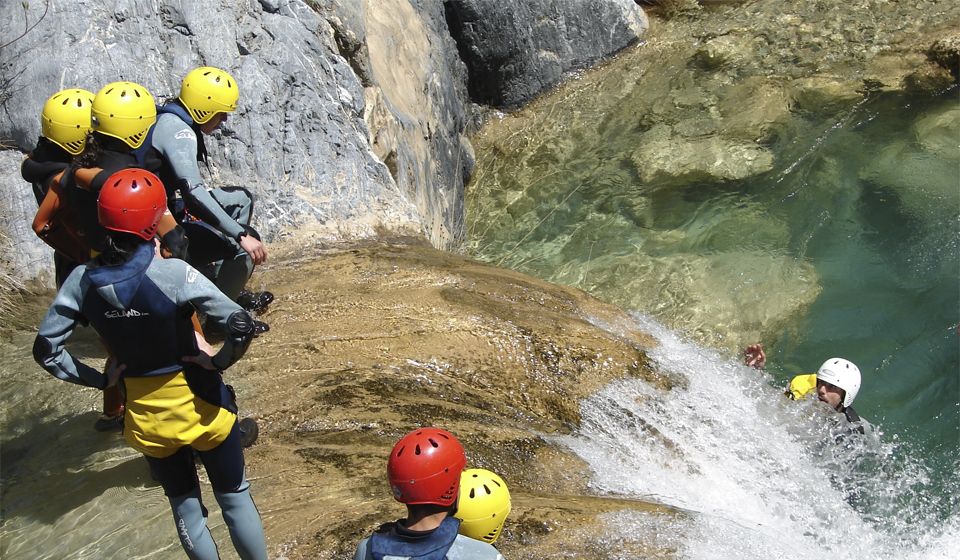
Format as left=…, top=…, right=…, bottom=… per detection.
left=0, top=0, right=651, bottom=284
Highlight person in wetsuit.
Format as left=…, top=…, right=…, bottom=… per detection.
left=33, top=82, right=259, bottom=442
left=33, top=168, right=267, bottom=560
left=354, top=427, right=504, bottom=560
left=151, top=66, right=272, bottom=319
left=21, top=88, right=95, bottom=287
left=28, top=86, right=135, bottom=431
left=744, top=343, right=864, bottom=429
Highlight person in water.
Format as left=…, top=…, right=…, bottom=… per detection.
left=744, top=343, right=864, bottom=426
left=33, top=168, right=267, bottom=560
left=354, top=427, right=504, bottom=560
left=150, top=66, right=272, bottom=319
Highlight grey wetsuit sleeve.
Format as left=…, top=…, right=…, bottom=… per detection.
left=33, top=266, right=106, bottom=389
left=155, top=259, right=251, bottom=369
left=152, top=115, right=246, bottom=240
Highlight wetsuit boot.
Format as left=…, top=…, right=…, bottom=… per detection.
left=236, top=290, right=274, bottom=313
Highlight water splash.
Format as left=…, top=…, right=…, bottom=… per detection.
left=558, top=313, right=957, bottom=560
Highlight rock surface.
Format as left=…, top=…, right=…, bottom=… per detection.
left=0, top=0, right=420, bottom=249
left=0, top=243, right=677, bottom=558
left=444, top=0, right=648, bottom=108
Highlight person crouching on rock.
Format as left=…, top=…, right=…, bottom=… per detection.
left=355, top=427, right=504, bottom=560
left=33, top=168, right=267, bottom=560
left=151, top=66, right=272, bottom=328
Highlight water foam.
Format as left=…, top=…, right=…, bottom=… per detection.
left=558, top=313, right=956, bottom=560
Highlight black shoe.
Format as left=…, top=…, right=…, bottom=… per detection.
left=94, top=411, right=124, bottom=432
left=239, top=417, right=259, bottom=448
left=253, top=319, right=270, bottom=336
left=237, top=290, right=274, bottom=313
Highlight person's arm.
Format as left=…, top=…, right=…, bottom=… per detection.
left=33, top=267, right=107, bottom=388
left=21, top=156, right=69, bottom=187
left=153, top=119, right=246, bottom=241
left=157, top=212, right=190, bottom=260
left=175, top=263, right=254, bottom=370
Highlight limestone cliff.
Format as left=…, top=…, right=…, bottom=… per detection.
left=0, top=0, right=649, bottom=284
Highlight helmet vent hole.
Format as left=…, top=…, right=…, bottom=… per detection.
left=415, top=444, right=421, bottom=455
left=492, top=480, right=501, bottom=487
left=396, top=445, right=405, bottom=457
left=471, top=473, right=479, bottom=478
left=482, top=484, right=491, bottom=494
left=469, top=489, right=475, bottom=499
left=428, top=438, right=438, bottom=448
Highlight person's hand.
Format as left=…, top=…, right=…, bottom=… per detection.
left=239, top=234, right=267, bottom=266
left=105, top=359, right=126, bottom=388
left=744, top=343, right=766, bottom=369
left=194, top=330, right=215, bottom=356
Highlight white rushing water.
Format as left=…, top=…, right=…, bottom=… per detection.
left=559, top=313, right=958, bottom=560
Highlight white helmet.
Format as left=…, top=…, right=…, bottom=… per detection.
left=816, top=358, right=861, bottom=408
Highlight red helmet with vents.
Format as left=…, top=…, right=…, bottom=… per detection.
left=97, top=168, right=167, bottom=241
left=387, top=427, right=467, bottom=507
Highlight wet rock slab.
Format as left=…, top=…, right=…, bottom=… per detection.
left=230, top=243, right=676, bottom=558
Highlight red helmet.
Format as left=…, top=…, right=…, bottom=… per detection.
left=97, top=169, right=167, bottom=240
left=387, top=427, right=467, bottom=507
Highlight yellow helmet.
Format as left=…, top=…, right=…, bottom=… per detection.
left=455, top=469, right=511, bottom=544
left=178, top=66, right=239, bottom=124
left=41, top=88, right=94, bottom=155
left=91, top=81, right=157, bottom=149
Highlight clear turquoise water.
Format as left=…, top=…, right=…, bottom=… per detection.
left=466, top=81, right=959, bottom=527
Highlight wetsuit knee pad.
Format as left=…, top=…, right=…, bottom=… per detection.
left=216, top=186, right=255, bottom=226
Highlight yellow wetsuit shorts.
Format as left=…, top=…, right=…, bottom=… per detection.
left=123, top=370, right=236, bottom=458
